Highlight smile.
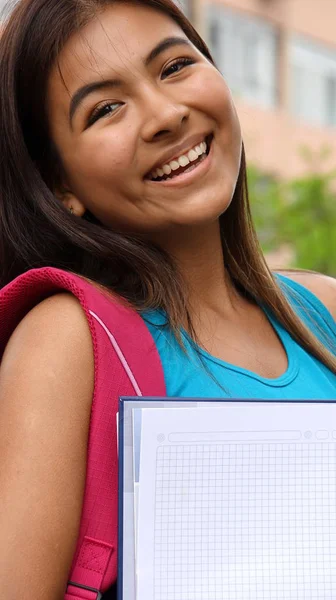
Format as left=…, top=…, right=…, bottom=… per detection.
left=147, top=135, right=213, bottom=185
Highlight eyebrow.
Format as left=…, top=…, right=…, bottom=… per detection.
left=69, top=36, right=192, bottom=124
left=144, top=35, right=191, bottom=67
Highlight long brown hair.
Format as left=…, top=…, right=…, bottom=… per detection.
left=0, top=0, right=335, bottom=372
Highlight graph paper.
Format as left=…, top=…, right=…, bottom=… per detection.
left=135, top=403, right=336, bottom=600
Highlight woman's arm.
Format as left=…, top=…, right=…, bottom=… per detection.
left=0, top=293, right=94, bottom=600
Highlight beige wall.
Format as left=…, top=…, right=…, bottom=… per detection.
left=206, top=0, right=336, bottom=178
left=221, top=0, right=335, bottom=46
left=236, top=100, right=336, bottom=179
left=216, top=0, right=290, bottom=27
left=287, top=0, right=336, bottom=48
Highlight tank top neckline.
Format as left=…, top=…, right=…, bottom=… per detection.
left=181, top=310, right=300, bottom=388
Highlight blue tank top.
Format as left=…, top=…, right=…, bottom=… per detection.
left=142, top=275, right=336, bottom=399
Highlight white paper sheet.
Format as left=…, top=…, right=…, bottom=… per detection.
left=136, top=403, right=336, bottom=600
left=132, top=408, right=142, bottom=561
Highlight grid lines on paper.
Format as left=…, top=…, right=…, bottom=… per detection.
left=153, top=442, right=336, bottom=600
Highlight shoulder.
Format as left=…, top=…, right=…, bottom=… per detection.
left=1, top=292, right=94, bottom=409
left=277, top=270, right=336, bottom=321
left=7, top=291, right=93, bottom=355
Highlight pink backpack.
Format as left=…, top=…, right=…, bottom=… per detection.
left=0, top=267, right=166, bottom=599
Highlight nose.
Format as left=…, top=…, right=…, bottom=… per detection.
left=140, top=85, right=190, bottom=142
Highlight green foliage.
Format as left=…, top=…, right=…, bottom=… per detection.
left=248, top=157, right=336, bottom=276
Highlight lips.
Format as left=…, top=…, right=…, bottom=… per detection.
left=144, top=134, right=214, bottom=187
left=144, top=133, right=213, bottom=180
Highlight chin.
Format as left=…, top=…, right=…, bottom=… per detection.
left=172, top=189, right=235, bottom=227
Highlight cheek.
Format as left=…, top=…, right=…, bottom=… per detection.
left=65, top=132, right=134, bottom=193
left=185, top=67, right=241, bottom=150
left=186, top=66, right=236, bottom=116
left=210, top=78, right=242, bottom=164
left=207, top=76, right=241, bottom=139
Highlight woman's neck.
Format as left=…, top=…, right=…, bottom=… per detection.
left=159, top=221, right=244, bottom=319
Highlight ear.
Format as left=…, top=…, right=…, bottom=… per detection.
left=56, top=188, right=86, bottom=218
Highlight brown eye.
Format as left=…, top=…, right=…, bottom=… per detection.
left=162, top=58, right=195, bottom=80
left=88, top=101, right=122, bottom=127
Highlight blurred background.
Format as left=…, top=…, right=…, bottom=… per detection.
left=1, top=0, right=335, bottom=274
left=181, top=0, right=336, bottom=275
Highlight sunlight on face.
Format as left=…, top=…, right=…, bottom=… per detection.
left=47, top=3, right=242, bottom=237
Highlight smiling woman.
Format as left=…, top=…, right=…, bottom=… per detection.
left=0, top=0, right=335, bottom=599
left=45, top=5, right=242, bottom=234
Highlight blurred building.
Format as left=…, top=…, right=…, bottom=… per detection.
left=180, top=0, right=336, bottom=179
left=203, top=0, right=336, bottom=178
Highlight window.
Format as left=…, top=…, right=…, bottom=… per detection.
left=0, top=0, right=17, bottom=18
left=325, top=77, right=336, bottom=126
left=209, top=17, right=220, bottom=55
left=243, top=33, right=260, bottom=90
left=0, top=0, right=11, bottom=11
left=290, top=36, right=336, bottom=128
left=207, top=5, right=278, bottom=109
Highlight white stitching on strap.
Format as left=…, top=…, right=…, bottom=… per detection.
left=89, top=310, right=143, bottom=397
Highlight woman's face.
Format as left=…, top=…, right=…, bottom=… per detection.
left=47, top=3, right=242, bottom=236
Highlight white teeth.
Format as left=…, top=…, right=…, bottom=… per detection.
left=188, top=149, right=198, bottom=161
left=170, top=160, right=180, bottom=171
left=150, top=138, right=209, bottom=180
left=178, top=155, right=190, bottom=167
left=162, top=164, right=171, bottom=175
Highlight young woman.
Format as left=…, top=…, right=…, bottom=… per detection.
left=0, top=0, right=335, bottom=598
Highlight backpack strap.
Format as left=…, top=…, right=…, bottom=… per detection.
left=0, top=267, right=166, bottom=598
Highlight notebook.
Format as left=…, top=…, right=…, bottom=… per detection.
left=118, top=398, right=336, bottom=600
